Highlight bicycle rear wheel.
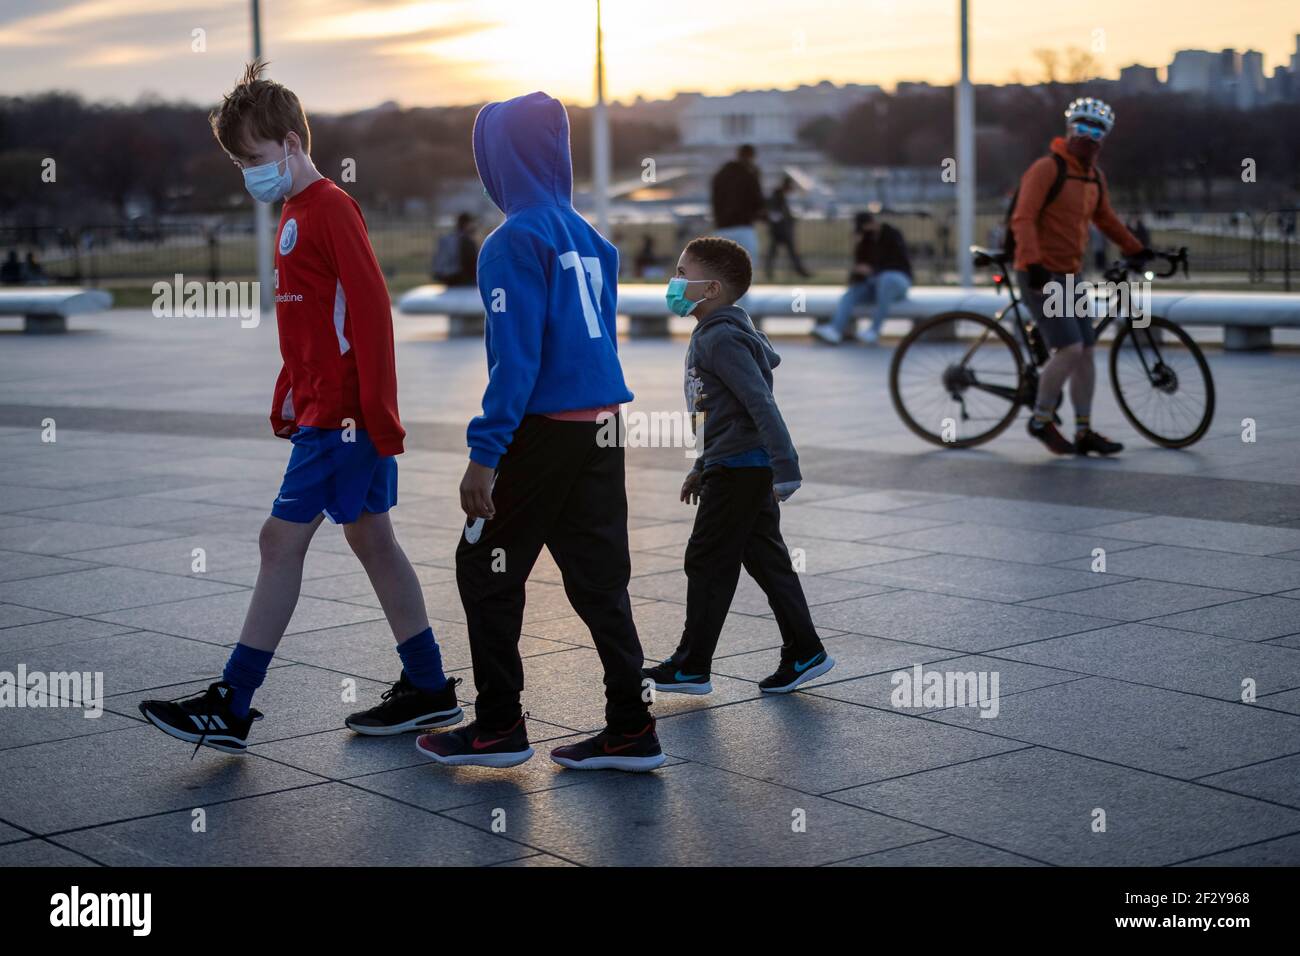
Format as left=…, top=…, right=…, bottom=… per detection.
left=889, top=311, right=1026, bottom=448
left=1108, top=316, right=1215, bottom=448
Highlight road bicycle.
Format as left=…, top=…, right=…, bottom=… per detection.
left=888, top=246, right=1214, bottom=449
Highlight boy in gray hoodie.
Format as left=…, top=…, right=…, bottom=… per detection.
left=643, top=236, right=835, bottom=695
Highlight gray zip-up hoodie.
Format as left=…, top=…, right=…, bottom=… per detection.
left=684, top=305, right=801, bottom=484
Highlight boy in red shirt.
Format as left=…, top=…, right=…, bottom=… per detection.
left=141, top=62, right=457, bottom=755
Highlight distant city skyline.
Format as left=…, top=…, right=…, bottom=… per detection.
left=0, top=0, right=1297, bottom=109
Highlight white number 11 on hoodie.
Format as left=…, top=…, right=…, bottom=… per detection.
left=559, top=250, right=604, bottom=339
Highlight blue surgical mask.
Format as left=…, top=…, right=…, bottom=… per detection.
left=243, top=144, right=293, bottom=203
left=666, top=277, right=705, bottom=317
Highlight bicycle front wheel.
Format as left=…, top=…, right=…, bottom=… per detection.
left=889, top=310, right=1026, bottom=448
left=1109, top=316, right=1215, bottom=448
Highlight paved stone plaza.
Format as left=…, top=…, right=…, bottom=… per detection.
left=1, top=310, right=1299, bottom=867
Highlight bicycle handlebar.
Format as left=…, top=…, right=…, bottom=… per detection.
left=1148, top=247, right=1189, bottom=279
left=1104, top=247, right=1189, bottom=283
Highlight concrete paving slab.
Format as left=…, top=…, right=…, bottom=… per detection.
left=440, top=761, right=941, bottom=867
left=835, top=747, right=1300, bottom=865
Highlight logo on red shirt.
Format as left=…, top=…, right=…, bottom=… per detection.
left=279, top=218, right=298, bottom=255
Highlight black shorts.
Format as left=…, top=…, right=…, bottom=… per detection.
left=1016, top=270, right=1097, bottom=350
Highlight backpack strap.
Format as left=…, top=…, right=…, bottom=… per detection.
left=1042, top=153, right=1069, bottom=208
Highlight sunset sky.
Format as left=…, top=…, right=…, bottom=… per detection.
left=1, top=0, right=1297, bottom=109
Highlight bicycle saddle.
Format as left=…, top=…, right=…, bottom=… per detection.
left=970, top=246, right=1010, bottom=267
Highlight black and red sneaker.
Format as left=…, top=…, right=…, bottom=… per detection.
left=415, top=716, right=533, bottom=768
left=550, top=720, right=666, bottom=772
left=1075, top=429, right=1124, bottom=456
left=1027, top=418, right=1076, bottom=455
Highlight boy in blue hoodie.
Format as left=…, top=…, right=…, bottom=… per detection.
left=416, top=92, right=664, bottom=772
left=643, top=237, right=835, bottom=696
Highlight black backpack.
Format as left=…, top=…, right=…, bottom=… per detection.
left=1003, top=153, right=1104, bottom=260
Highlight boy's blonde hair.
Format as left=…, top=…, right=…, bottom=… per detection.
left=210, top=60, right=311, bottom=158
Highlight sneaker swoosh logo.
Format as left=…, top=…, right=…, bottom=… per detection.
left=472, top=734, right=511, bottom=749
left=603, top=741, right=637, bottom=754
left=674, top=670, right=706, bottom=681
left=793, top=654, right=823, bottom=673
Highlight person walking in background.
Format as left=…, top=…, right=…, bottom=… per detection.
left=710, top=143, right=765, bottom=265
left=814, top=212, right=912, bottom=346
left=1089, top=224, right=1107, bottom=277
left=431, top=211, right=478, bottom=286
left=23, top=251, right=48, bottom=284
left=0, top=250, right=23, bottom=285
left=1128, top=217, right=1151, bottom=251
left=634, top=234, right=660, bottom=278
left=765, top=175, right=812, bottom=280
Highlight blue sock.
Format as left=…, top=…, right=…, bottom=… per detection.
left=397, top=627, right=447, bottom=692
left=222, top=644, right=274, bottom=718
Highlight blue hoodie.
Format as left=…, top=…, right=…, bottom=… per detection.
left=467, top=91, right=632, bottom=468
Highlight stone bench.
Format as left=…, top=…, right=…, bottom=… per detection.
left=0, top=287, right=115, bottom=334
left=397, top=283, right=1300, bottom=351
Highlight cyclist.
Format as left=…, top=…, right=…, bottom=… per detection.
left=1010, top=97, right=1151, bottom=456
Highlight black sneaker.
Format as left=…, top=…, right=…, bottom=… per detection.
left=346, top=672, right=462, bottom=736
left=759, top=650, right=836, bottom=694
left=138, top=681, right=262, bottom=757
left=1075, top=429, right=1124, bottom=456
left=1027, top=418, right=1076, bottom=455
left=415, top=715, right=533, bottom=768
left=550, top=720, right=666, bottom=772
left=641, top=657, right=712, bottom=695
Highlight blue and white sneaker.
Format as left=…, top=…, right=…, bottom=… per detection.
left=759, top=650, right=835, bottom=694
left=641, top=657, right=712, bottom=695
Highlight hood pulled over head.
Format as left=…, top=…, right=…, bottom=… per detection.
left=473, top=91, right=574, bottom=214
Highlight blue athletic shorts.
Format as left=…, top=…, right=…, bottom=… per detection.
left=271, top=426, right=397, bottom=525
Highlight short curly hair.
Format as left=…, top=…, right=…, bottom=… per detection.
left=683, top=236, right=752, bottom=300
left=210, top=59, right=311, bottom=159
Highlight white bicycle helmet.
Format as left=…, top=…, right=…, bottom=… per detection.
left=1064, top=97, right=1115, bottom=135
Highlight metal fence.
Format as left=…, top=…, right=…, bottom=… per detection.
left=2, top=209, right=1297, bottom=291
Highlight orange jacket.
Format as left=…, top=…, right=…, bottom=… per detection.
left=1011, top=137, right=1143, bottom=274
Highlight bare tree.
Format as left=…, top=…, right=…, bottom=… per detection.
left=1032, top=49, right=1060, bottom=84
left=1064, top=46, right=1099, bottom=84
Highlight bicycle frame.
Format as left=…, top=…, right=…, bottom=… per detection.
left=978, top=250, right=1189, bottom=404
left=893, top=245, right=1208, bottom=449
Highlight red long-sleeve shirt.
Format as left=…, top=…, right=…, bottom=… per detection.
left=268, top=178, right=405, bottom=456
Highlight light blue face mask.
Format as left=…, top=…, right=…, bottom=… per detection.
left=665, top=277, right=706, bottom=317
left=243, top=144, right=292, bottom=204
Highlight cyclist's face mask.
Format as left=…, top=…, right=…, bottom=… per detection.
left=1066, top=122, right=1105, bottom=162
